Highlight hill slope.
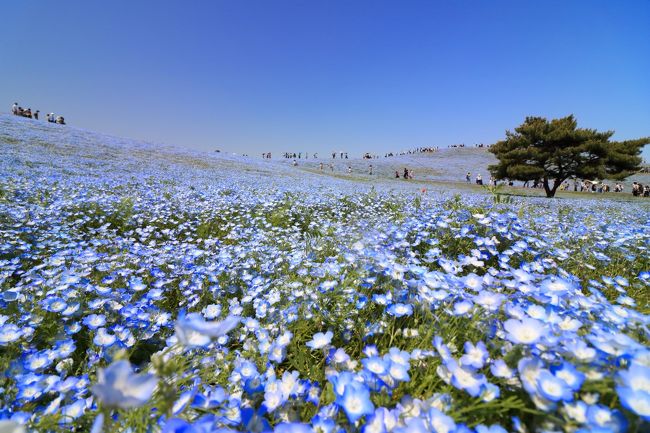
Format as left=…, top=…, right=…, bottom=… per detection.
left=1, top=113, right=650, bottom=432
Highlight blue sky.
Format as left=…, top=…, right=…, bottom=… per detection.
left=1, top=1, right=649, bottom=159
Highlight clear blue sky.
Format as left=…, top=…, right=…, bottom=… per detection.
left=1, top=0, right=649, bottom=159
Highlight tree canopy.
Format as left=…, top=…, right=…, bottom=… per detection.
left=488, top=115, right=649, bottom=197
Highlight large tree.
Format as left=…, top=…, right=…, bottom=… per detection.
left=488, top=115, right=649, bottom=197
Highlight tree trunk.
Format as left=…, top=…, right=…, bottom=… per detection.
left=543, top=177, right=562, bottom=198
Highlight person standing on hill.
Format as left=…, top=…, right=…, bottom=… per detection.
left=11, top=102, right=18, bottom=115
left=33, top=110, right=39, bottom=120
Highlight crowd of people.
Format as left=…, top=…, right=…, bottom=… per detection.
left=384, top=147, right=439, bottom=157
left=465, top=172, right=500, bottom=186
left=12, top=102, right=65, bottom=124
left=396, top=168, right=414, bottom=179
left=272, top=143, right=495, bottom=161
left=281, top=152, right=309, bottom=159
left=462, top=172, right=649, bottom=197
left=632, top=182, right=650, bottom=197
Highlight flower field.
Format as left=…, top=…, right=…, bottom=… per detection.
left=1, top=115, right=649, bottom=432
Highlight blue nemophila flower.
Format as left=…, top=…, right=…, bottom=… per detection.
left=327, top=347, right=351, bottom=365
left=481, top=382, right=500, bottom=402
left=235, top=359, right=259, bottom=381
left=425, top=407, right=456, bottom=433
left=463, top=273, right=484, bottom=291
left=363, top=407, right=396, bottom=433
left=279, top=370, right=300, bottom=399
left=452, top=300, right=473, bottom=316
left=536, top=370, right=573, bottom=402
left=474, top=291, right=505, bottom=312
left=311, top=414, right=336, bottom=433
left=0, top=323, right=22, bottom=345
left=172, top=388, right=198, bottom=415
left=639, top=271, right=650, bottom=283
left=386, top=303, right=413, bottom=317
left=503, top=317, right=546, bottom=345
left=83, top=314, right=106, bottom=330
left=174, top=313, right=240, bottom=348
left=550, top=362, right=585, bottom=392
left=362, top=356, right=388, bottom=376
left=162, top=415, right=220, bottom=433
left=268, top=341, right=287, bottom=363
left=306, top=331, right=333, bottom=350
left=460, top=341, right=488, bottom=369
left=393, top=417, right=429, bottom=433
left=17, top=380, right=44, bottom=402
left=92, top=360, right=157, bottom=408
left=475, top=424, right=507, bottom=433
left=339, top=380, right=374, bottom=423
left=447, top=359, right=487, bottom=397
left=93, top=327, right=117, bottom=347
left=586, top=404, right=627, bottom=432
left=517, top=357, right=543, bottom=395
left=274, top=423, right=313, bottom=433
left=60, top=399, right=87, bottom=422
left=615, top=363, right=650, bottom=420
left=490, top=359, right=514, bottom=379
left=387, top=360, right=410, bottom=382
left=128, top=277, right=147, bottom=292
left=433, top=335, right=453, bottom=361
left=42, top=296, right=67, bottom=313
left=24, top=351, right=52, bottom=371
left=263, top=384, right=285, bottom=412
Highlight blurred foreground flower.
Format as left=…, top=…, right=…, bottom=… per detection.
left=92, top=360, right=158, bottom=409
left=0, top=421, right=25, bottom=433
left=174, top=313, right=241, bottom=347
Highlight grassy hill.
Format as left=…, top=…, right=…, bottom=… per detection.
left=1, top=113, right=650, bottom=432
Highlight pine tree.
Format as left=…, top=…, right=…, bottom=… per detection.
left=489, top=115, right=649, bottom=197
